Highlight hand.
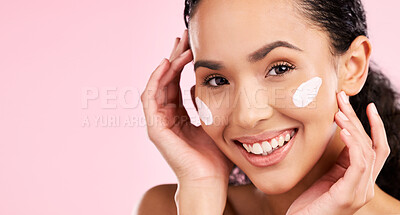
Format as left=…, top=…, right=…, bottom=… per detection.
left=286, top=91, right=390, bottom=215
left=141, top=30, right=233, bottom=185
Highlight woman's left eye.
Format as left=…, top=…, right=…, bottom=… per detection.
left=266, top=62, right=296, bottom=77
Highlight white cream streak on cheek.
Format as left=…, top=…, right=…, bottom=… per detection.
left=195, top=97, right=213, bottom=125
left=292, top=77, right=322, bottom=107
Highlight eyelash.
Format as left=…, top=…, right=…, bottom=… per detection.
left=265, top=61, right=296, bottom=77
left=201, top=61, right=296, bottom=89
left=202, top=73, right=228, bottom=89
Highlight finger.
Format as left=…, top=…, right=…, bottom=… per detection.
left=366, top=103, right=390, bottom=181
left=170, top=30, right=188, bottom=61
left=159, top=49, right=193, bottom=88
left=169, top=37, right=181, bottom=60
left=340, top=128, right=367, bottom=189
left=335, top=111, right=376, bottom=201
left=142, top=58, right=169, bottom=100
left=337, top=91, right=365, bottom=132
left=141, top=59, right=170, bottom=118
left=338, top=91, right=372, bottom=151
left=334, top=110, right=367, bottom=148
left=170, top=29, right=190, bottom=61
left=155, top=49, right=193, bottom=108
left=332, top=129, right=369, bottom=207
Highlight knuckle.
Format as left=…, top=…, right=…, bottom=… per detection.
left=358, top=160, right=367, bottom=173
left=367, top=139, right=373, bottom=146
left=149, top=135, right=156, bottom=143
left=140, top=92, right=146, bottom=102
left=147, top=129, right=156, bottom=142
left=383, top=145, right=391, bottom=157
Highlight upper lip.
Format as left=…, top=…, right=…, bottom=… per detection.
left=233, top=128, right=296, bottom=144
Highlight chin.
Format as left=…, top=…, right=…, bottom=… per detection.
left=249, top=171, right=303, bottom=195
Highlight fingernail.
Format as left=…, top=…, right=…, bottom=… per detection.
left=371, top=103, right=379, bottom=115
left=342, top=128, right=351, bottom=136
left=340, top=91, right=349, bottom=104
left=337, top=111, right=349, bottom=121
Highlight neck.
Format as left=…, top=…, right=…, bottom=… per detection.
left=257, top=127, right=345, bottom=215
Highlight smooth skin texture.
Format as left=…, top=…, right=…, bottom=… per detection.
left=138, top=0, right=400, bottom=214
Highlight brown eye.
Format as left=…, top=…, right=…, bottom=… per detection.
left=267, top=62, right=296, bottom=77
left=207, top=76, right=229, bottom=87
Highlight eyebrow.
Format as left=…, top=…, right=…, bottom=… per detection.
left=193, top=40, right=303, bottom=71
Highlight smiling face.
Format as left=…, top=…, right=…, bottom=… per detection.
left=189, top=0, right=342, bottom=194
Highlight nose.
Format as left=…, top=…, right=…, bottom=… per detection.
left=231, top=86, right=274, bottom=129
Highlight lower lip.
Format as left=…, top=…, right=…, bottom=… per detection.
left=236, top=129, right=298, bottom=167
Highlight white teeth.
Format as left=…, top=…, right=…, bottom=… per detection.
left=262, top=141, right=272, bottom=153
left=278, top=136, right=284, bottom=147
left=241, top=129, right=297, bottom=155
left=243, top=144, right=250, bottom=152
left=271, top=138, right=278, bottom=149
left=252, top=143, right=263, bottom=154
left=285, top=133, right=290, bottom=141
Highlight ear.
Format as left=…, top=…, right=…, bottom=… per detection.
left=338, top=35, right=372, bottom=96
left=190, top=85, right=197, bottom=111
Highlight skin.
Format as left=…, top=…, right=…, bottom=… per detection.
left=137, top=0, right=400, bottom=214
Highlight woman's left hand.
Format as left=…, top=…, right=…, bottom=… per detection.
left=286, top=91, right=391, bottom=215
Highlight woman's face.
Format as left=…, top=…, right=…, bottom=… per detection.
left=190, top=0, right=340, bottom=194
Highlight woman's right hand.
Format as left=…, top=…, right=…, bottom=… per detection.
left=141, top=30, right=233, bottom=186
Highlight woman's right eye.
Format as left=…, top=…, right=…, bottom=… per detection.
left=203, top=74, right=230, bottom=88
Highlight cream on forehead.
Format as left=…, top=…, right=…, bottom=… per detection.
left=292, top=77, right=322, bottom=108
left=195, top=97, right=213, bottom=125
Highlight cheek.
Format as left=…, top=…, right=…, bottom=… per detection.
left=195, top=88, right=231, bottom=127
left=274, top=76, right=338, bottom=155
left=283, top=76, right=338, bottom=154
left=195, top=90, right=234, bottom=148
left=195, top=92, right=229, bottom=142
left=195, top=97, right=214, bottom=126
left=275, top=76, right=336, bottom=120
left=294, top=76, right=337, bottom=121
left=292, top=77, right=322, bottom=108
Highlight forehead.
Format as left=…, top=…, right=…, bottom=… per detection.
left=189, top=0, right=327, bottom=62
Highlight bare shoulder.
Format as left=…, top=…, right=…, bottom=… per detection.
left=357, top=185, right=400, bottom=215
left=136, top=184, right=178, bottom=215
left=378, top=191, right=400, bottom=214
left=135, top=183, right=255, bottom=215
left=374, top=185, right=400, bottom=214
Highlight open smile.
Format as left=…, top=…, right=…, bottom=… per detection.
left=233, top=128, right=299, bottom=167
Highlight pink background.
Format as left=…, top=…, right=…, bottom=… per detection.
left=0, top=0, right=399, bottom=214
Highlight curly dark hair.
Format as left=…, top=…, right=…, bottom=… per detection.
left=183, top=0, right=400, bottom=199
